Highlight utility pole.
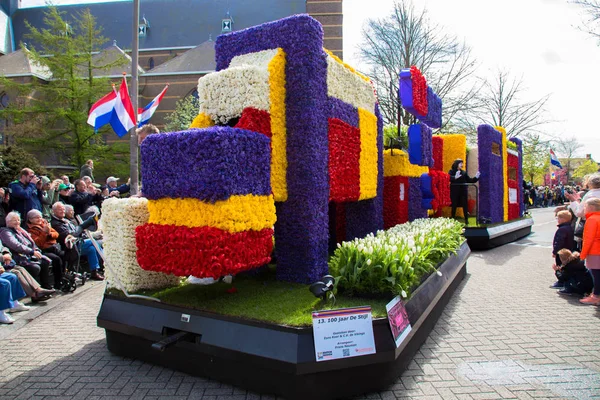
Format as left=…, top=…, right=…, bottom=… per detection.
left=129, top=0, right=140, bottom=195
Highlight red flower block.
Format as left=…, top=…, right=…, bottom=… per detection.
left=328, top=118, right=361, bottom=202
left=383, top=175, right=409, bottom=229
left=410, top=66, right=428, bottom=117
left=135, top=224, right=273, bottom=278
left=235, top=107, right=272, bottom=138
left=432, top=136, right=444, bottom=171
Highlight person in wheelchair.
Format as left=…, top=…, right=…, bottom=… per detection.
left=27, top=209, right=65, bottom=288
left=50, top=202, right=104, bottom=281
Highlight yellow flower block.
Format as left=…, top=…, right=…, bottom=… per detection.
left=189, top=112, right=214, bottom=129
left=148, top=195, right=276, bottom=233
left=359, top=108, right=378, bottom=199
left=440, top=134, right=467, bottom=173
left=494, top=126, right=507, bottom=136
left=383, top=149, right=429, bottom=178
left=268, top=48, right=288, bottom=202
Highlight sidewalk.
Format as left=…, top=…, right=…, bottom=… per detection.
left=1, top=243, right=599, bottom=399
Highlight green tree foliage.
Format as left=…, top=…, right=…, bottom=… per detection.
left=572, top=159, right=599, bottom=180
left=522, top=134, right=549, bottom=185
left=0, top=7, right=127, bottom=167
left=164, top=95, right=199, bottom=132
left=0, top=146, right=47, bottom=186
left=383, top=124, right=408, bottom=149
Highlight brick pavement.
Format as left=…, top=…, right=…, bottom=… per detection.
left=1, top=234, right=600, bottom=399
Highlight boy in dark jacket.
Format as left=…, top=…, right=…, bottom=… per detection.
left=552, top=211, right=575, bottom=266
left=552, top=249, right=594, bottom=295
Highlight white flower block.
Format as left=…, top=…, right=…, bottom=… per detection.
left=102, top=198, right=180, bottom=292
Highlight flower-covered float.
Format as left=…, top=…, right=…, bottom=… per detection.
left=393, top=67, right=532, bottom=249
left=97, top=14, right=524, bottom=400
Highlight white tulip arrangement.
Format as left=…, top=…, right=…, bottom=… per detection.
left=329, top=218, right=464, bottom=298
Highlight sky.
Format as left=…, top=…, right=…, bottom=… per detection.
left=344, top=0, right=600, bottom=160
left=20, top=0, right=600, bottom=159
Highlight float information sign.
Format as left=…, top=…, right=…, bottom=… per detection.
left=312, top=306, right=376, bottom=362
left=386, top=296, right=412, bottom=348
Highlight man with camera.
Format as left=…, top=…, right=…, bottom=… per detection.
left=8, top=168, right=43, bottom=227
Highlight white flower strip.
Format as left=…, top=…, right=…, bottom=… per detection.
left=327, top=54, right=376, bottom=112
left=102, top=198, right=180, bottom=292
left=198, top=50, right=278, bottom=124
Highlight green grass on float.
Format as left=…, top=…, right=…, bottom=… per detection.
left=107, top=265, right=390, bottom=327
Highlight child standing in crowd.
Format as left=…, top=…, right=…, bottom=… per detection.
left=579, top=197, right=600, bottom=305
left=552, top=210, right=575, bottom=270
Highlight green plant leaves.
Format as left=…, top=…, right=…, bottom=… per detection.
left=329, top=218, right=463, bottom=299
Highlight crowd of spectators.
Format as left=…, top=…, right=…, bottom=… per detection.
left=550, top=173, right=600, bottom=305
left=0, top=124, right=159, bottom=325
left=0, top=162, right=129, bottom=324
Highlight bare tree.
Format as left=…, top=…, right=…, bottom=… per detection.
left=554, top=135, right=584, bottom=182
left=572, top=0, right=600, bottom=38
left=468, top=70, right=550, bottom=139
left=358, top=0, right=480, bottom=129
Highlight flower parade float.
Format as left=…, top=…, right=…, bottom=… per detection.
left=97, top=15, right=472, bottom=399
left=398, top=68, right=532, bottom=250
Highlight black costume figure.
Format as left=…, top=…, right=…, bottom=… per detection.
left=449, top=159, right=479, bottom=219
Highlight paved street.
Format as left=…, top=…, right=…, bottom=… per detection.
left=1, top=207, right=599, bottom=400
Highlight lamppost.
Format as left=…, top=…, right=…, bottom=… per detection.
left=129, top=0, right=140, bottom=195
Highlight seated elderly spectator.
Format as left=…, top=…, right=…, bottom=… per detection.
left=51, top=202, right=104, bottom=281
left=27, top=209, right=65, bottom=288
left=0, top=212, right=59, bottom=290
left=1, top=244, right=53, bottom=302
left=0, top=266, right=29, bottom=324
left=69, top=179, right=102, bottom=217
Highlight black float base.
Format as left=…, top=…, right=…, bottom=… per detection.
left=464, top=217, right=533, bottom=250
left=97, top=243, right=470, bottom=400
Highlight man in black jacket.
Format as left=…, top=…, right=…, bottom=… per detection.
left=50, top=202, right=103, bottom=281
left=69, top=179, right=102, bottom=217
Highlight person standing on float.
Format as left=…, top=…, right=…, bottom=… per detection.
left=449, top=159, right=480, bottom=220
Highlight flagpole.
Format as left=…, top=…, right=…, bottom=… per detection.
left=129, top=0, right=140, bottom=195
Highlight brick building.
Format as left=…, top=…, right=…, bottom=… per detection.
left=0, top=0, right=343, bottom=168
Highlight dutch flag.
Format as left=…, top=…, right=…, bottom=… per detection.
left=138, top=84, right=169, bottom=127
left=109, top=75, right=137, bottom=137
left=87, top=88, right=117, bottom=131
left=550, top=149, right=563, bottom=169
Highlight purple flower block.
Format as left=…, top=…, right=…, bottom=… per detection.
left=477, top=125, right=504, bottom=223
left=420, top=173, right=434, bottom=210
left=420, top=87, right=442, bottom=129
left=140, top=127, right=271, bottom=202
left=408, top=123, right=433, bottom=166
left=329, top=97, right=359, bottom=127
left=408, top=177, right=427, bottom=221
left=216, top=15, right=329, bottom=284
